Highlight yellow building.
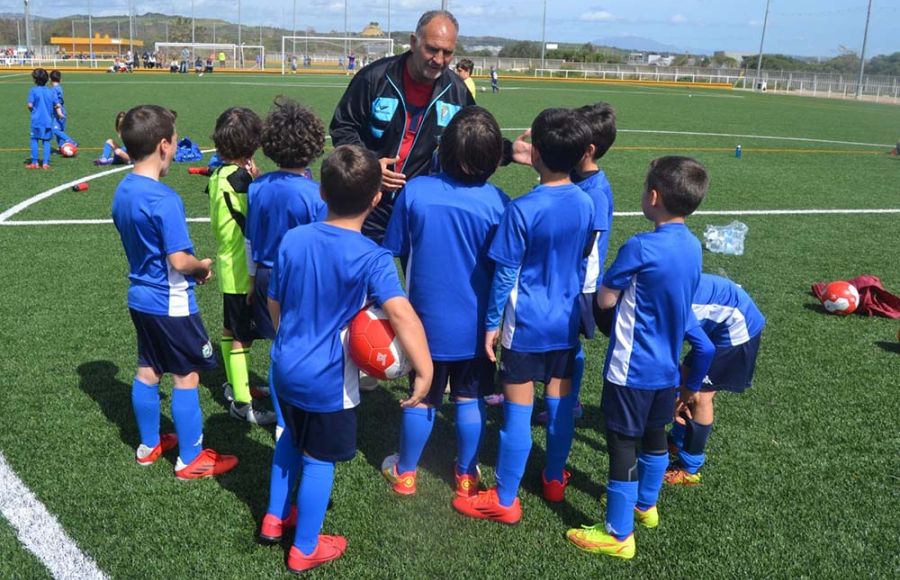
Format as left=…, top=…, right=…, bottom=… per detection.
left=50, top=34, right=144, bottom=57
left=360, top=22, right=385, bottom=38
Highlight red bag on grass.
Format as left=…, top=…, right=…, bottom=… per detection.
left=812, top=275, right=900, bottom=319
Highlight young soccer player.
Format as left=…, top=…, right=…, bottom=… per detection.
left=666, top=273, right=765, bottom=485
left=380, top=106, right=509, bottom=498
left=25, top=68, right=62, bottom=169
left=566, top=156, right=715, bottom=559
left=111, top=104, right=238, bottom=480
left=207, top=106, right=276, bottom=426
left=537, top=102, right=617, bottom=424
left=452, top=108, right=594, bottom=524
left=490, top=66, right=500, bottom=93
left=261, top=144, right=433, bottom=572
left=48, top=70, right=76, bottom=150
left=456, top=59, right=476, bottom=100
left=95, top=111, right=131, bottom=166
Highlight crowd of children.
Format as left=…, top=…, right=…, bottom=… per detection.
left=100, top=75, right=765, bottom=571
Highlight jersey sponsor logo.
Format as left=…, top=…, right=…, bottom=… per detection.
left=435, top=100, right=462, bottom=128
left=202, top=341, right=213, bottom=359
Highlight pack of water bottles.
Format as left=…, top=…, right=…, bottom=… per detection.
left=704, top=221, right=749, bottom=255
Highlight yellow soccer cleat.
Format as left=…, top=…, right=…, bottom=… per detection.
left=566, top=523, right=635, bottom=559
left=599, top=492, right=659, bottom=529
left=664, top=465, right=702, bottom=487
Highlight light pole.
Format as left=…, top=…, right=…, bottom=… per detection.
left=344, top=1, right=349, bottom=56
left=442, top=1, right=448, bottom=10
left=238, top=0, right=242, bottom=52
left=540, top=0, right=548, bottom=69
left=129, top=0, right=134, bottom=54
left=24, top=0, right=32, bottom=53
left=191, top=0, right=196, bottom=50
left=855, top=0, right=873, bottom=99
left=754, top=0, right=771, bottom=90
left=88, top=0, right=93, bottom=65
left=292, top=0, right=297, bottom=55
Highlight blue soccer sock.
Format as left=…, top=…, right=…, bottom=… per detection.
left=171, top=388, right=203, bottom=464
left=42, top=140, right=51, bottom=164
left=455, top=399, right=485, bottom=476
left=679, top=420, right=713, bottom=474
left=266, top=423, right=302, bottom=520
left=293, top=455, right=335, bottom=556
left=496, top=400, right=533, bottom=507
left=636, top=452, right=669, bottom=511
left=131, top=378, right=160, bottom=448
left=571, top=345, right=586, bottom=402
left=669, top=422, right=686, bottom=450
left=30, top=138, right=39, bottom=164
left=269, top=375, right=285, bottom=434
left=544, top=394, right=575, bottom=482
left=398, top=407, right=435, bottom=474
left=101, top=141, right=114, bottom=159
left=605, top=479, right=638, bottom=540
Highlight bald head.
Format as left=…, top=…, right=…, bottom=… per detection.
left=408, top=11, right=459, bottom=84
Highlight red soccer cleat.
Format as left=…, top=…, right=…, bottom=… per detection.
left=174, top=448, right=239, bottom=480
left=135, top=433, right=178, bottom=466
left=24, top=163, right=39, bottom=169
left=452, top=487, right=521, bottom=525
left=259, top=506, right=298, bottom=543
left=542, top=469, right=571, bottom=503
left=286, top=535, right=347, bottom=573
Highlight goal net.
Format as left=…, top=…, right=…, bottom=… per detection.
left=153, top=43, right=266, bottom=70
left=279, top=36, right=395, bottom=74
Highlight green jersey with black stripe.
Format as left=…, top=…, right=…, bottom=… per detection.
left=208, top=164, right=252, bottom=294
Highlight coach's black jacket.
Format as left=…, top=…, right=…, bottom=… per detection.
left=329, top=52, right=476, bottom=241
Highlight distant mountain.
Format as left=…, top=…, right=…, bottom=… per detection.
left=593, top=36, right=689, bottom=54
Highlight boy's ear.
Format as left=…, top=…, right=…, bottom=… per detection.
left=319, top=184, right=328, bottom=203
left=370, top=191, right=383, bottom=210
left=648, top=188, right=661, bottom=207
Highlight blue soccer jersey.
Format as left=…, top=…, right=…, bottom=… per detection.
left=269, top=222, right=405, bottom=412
left=488, top=183, right=594, bottom=353
left=247, top=171, right=327, bottom=268
left=112, top=174, right=199, bottom=317
left=692, top=274, right=766, bottom=348
left=575, top=170, right=611, bottom=293
left=602, top=223, right=702, bottom=389
left=383, top=173, right=510, bottom=360
left=27, top=86, right=57, bottom=131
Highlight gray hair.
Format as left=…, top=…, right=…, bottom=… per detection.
left=415, top=10, right=459, bottom=37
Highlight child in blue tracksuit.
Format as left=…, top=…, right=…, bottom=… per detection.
left=26, top=68, right=62, bottom=169
left=95, top=111, right=131, bottom=165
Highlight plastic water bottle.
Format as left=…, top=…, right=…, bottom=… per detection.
left=704, top=221, right=749, bottom=255
left=735, top=145, right=742, bottom=159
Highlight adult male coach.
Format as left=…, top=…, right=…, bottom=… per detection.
left=330, top=10, right=527, bottom=242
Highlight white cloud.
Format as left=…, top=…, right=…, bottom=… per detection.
left=671, top=14, right=687, bottom=24
left=581, top=10, right=616, bottom=22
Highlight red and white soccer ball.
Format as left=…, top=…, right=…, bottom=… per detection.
left=348, top=305, right=411, bottom=380
left=821, top=281, right=860, bottom=316
left=60, top=142, right=78, bottom=158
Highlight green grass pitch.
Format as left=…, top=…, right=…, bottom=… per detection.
left=0, top=71, right=899, bottom=577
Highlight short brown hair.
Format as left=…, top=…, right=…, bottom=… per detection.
left=114, top=111, right=127, bottom=132
left=456, top=58, right=473, bottom=73
left=645, top=156, right=709, bottom=217
left=439, top=106, right=502, bottom=185
left=120, top=105, right=178, bottom=162
left=577, top=102, right=617, bottom=160
left=261, top=96, right=326, bottom=169
left=32, top=68, right=48, bottom=86
left=320, top=145, right=382, bottom=216
left=49, top=69, right=61, bottom=83
left=212, top=107, right=262, bottom=161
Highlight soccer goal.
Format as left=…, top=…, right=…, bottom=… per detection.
left=153, top=43, right=266, bottom=70
left=279, top=36, right=394, bottom=74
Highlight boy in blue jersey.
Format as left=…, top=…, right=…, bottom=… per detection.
left=25, top=68, right=62, bottom=169
left=666, top=273, right=765, bottom=485
left=261, top=144, right=433, bottom=573
left=453, top=108, right=594, bottom=524
left=537, top=101, right=617, bottom=424
left=380, top=106, right=509, bottom=499
left=251, top=98, right=327, bottom=537
left=111, top=105, right=238, bottom=480
left=49, top=70, right=76, bottom=150
left=566, top=156, right=715, bottom=559
left=95, top=111, right=131, bottom=166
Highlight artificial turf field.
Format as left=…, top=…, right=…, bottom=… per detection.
left=0, top=71, right=899, bottom=578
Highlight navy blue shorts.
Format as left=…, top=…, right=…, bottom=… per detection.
left=499, top=347, right=575, bottom=384
left=688, top=333, right=762, bottom=393
left=601, top=380, right=676, bottom=437
left=251, top=266, right=276, bottom=340
left=223, top=293, right=262, bottom=343
left=280, top=401, right=357, bottom=462
left=129, top=309, right=216, bottom=376
left=578, top=292, right=597, bottom=339
left=410, top=357, right=496, bottom=407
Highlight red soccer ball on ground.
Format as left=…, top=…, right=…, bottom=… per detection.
left=347, top=305, right=411, bottom=380
left=821, top=281, right=860, bottom=315
left=60, top=142, right=78, bottom=158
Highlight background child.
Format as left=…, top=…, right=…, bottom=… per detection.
left=49, top=69, right=76, bottom=150
left=566, top=156, right=714, bottom=559
left=262, top=144, right=432, bottom=573
left=380, top=106, right=509, bottom=499
left=452, top=108, right=594, bottom=524
left=456, top=59, right=476, bottom=100
left=111, top=104, right=238, bottom=480
left=666, top=273, right=766, bottom=485
left=95, top=111, right=131, bottom=166
left=207, top=106, right=275, bottom=426
left=26, top=68, right=61, bottom=169
left=490, top=66, right=500, bottom=93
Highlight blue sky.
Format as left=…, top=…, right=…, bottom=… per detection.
left=18, top=0, right=900, bottom=57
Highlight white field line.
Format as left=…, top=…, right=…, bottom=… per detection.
left=5, top=209, right=900, bottom=227
left=0, top=452, right=108, bottom=579
left=0, top=72, right=29, bottom=80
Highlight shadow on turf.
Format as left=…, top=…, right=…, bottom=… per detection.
left=875, top=341, right=900, bottom=354
left=76, top=360, right=278, bottom=531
